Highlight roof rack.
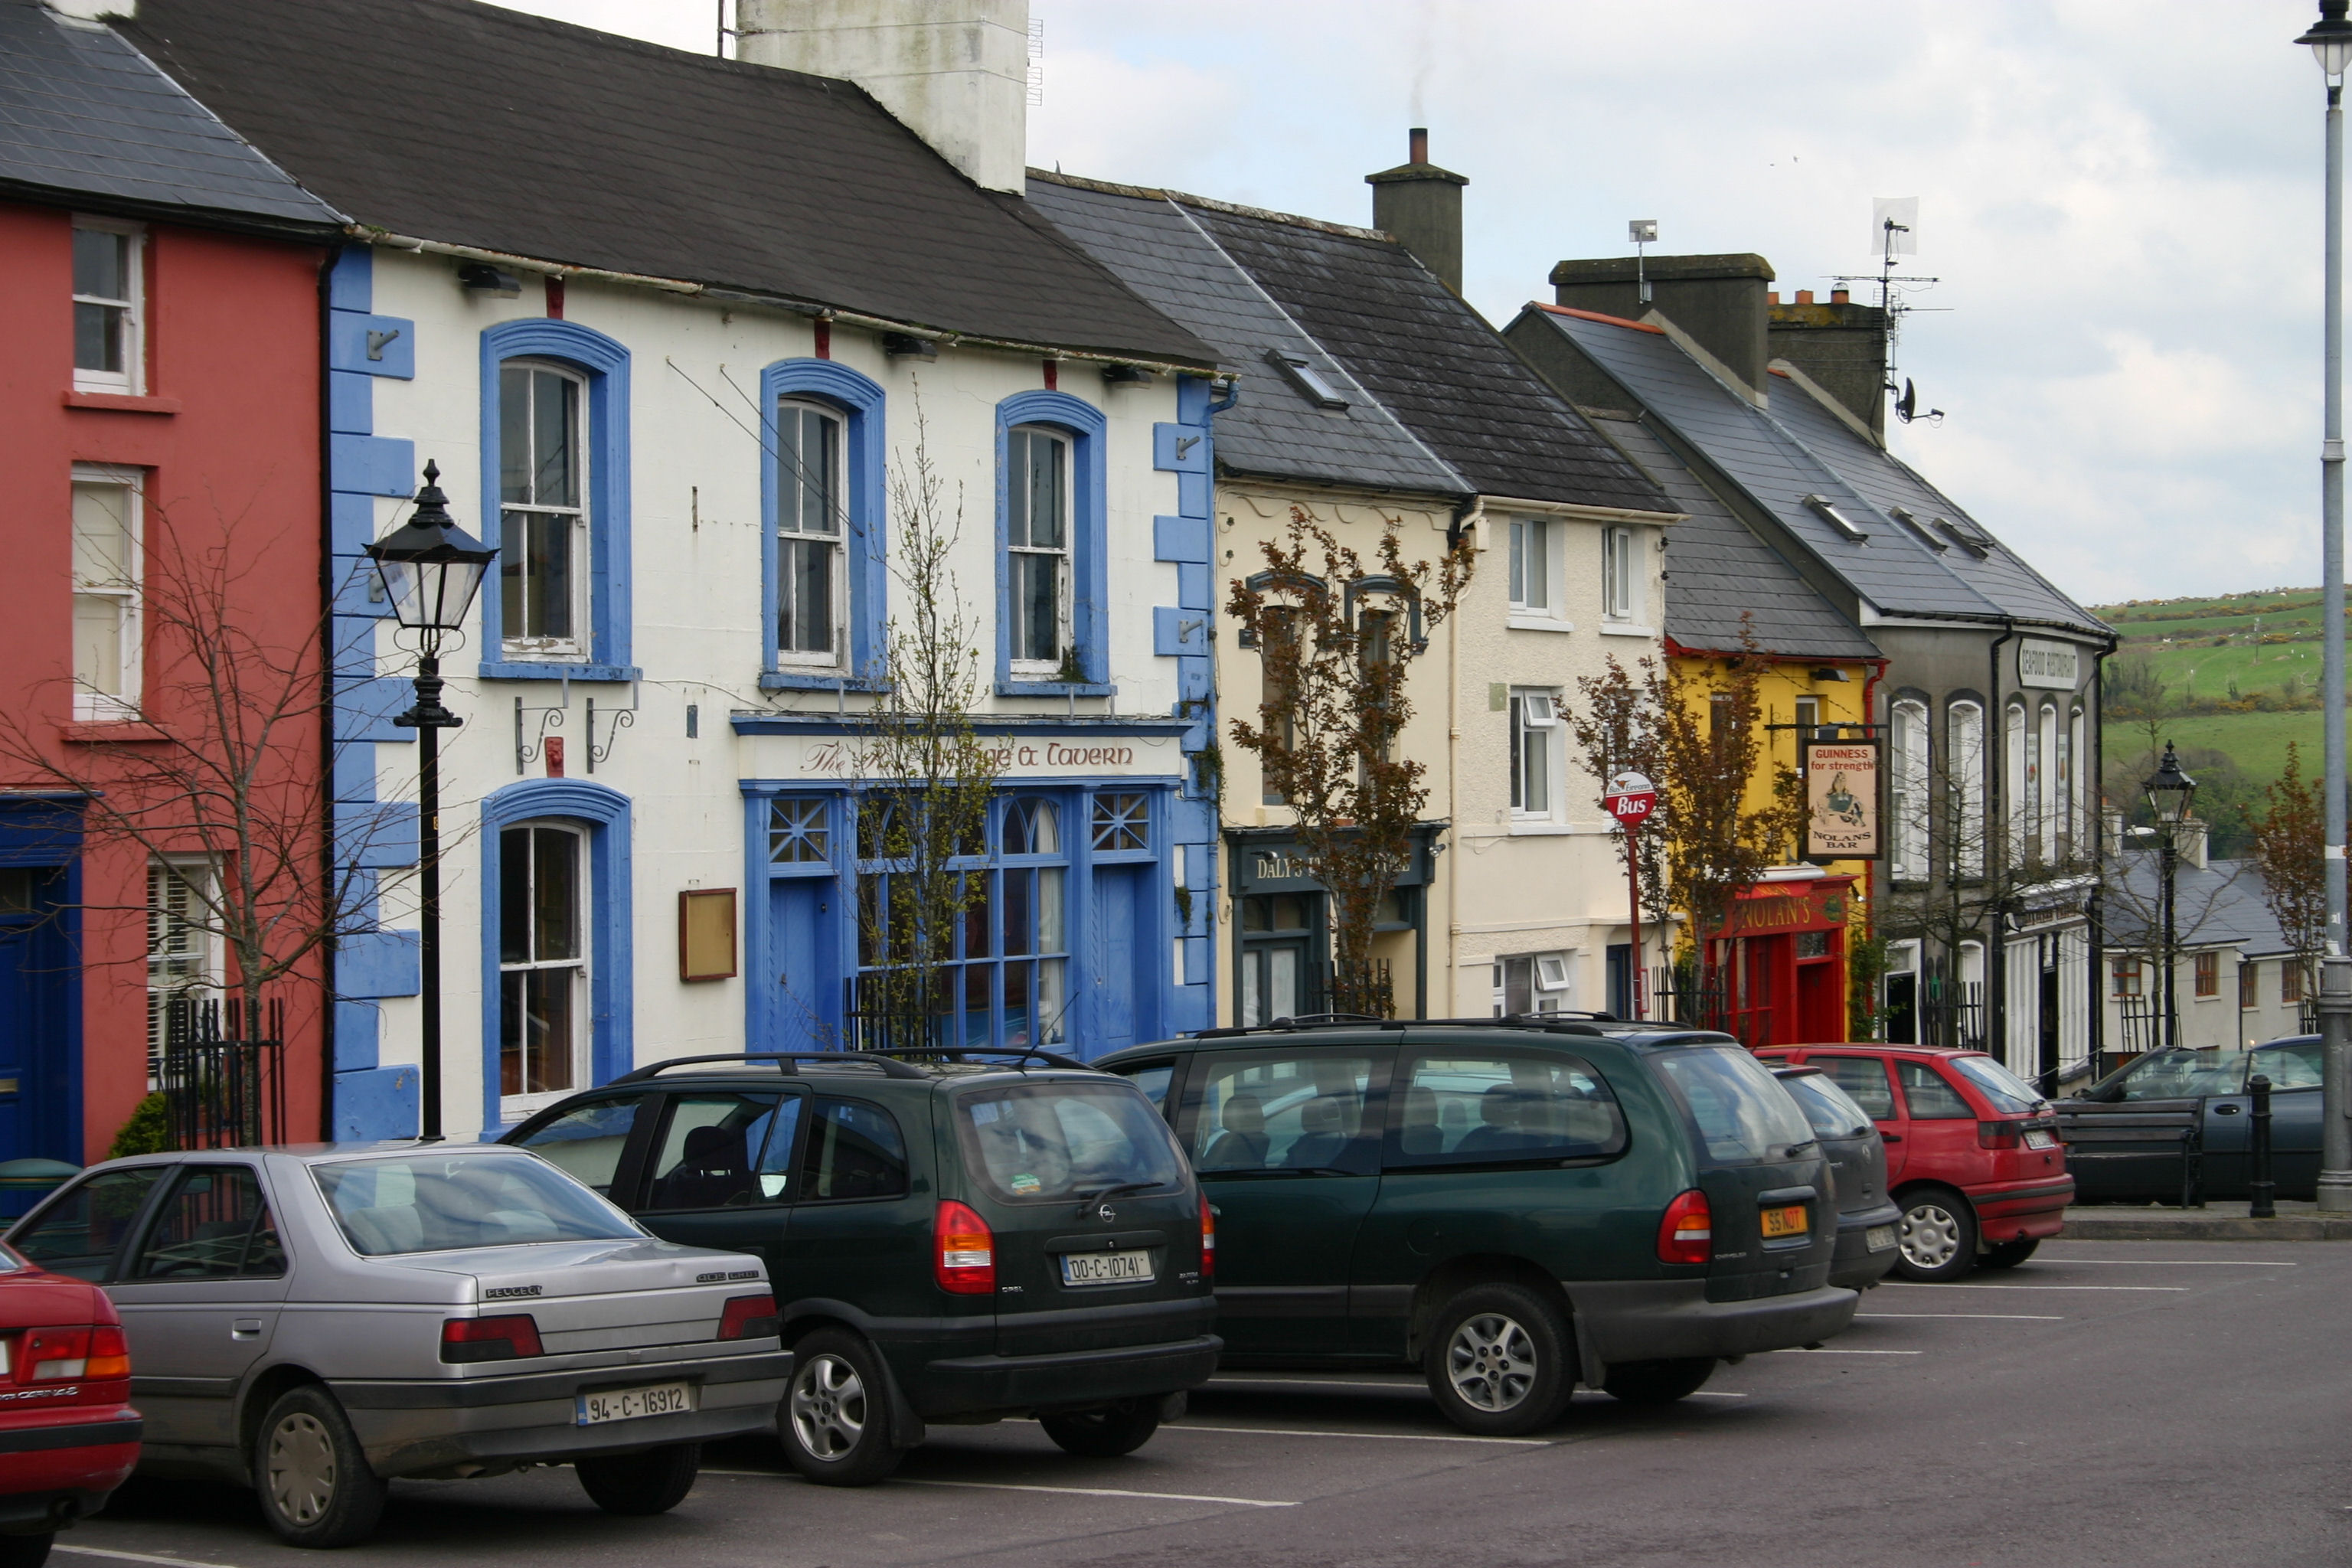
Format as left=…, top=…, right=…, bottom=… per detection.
left=613, top=1051, right=930, bottom=1083
left=871, top=1047, right=1095, bottom=1073
left=1191, top=1014, right=1626, bottom=1041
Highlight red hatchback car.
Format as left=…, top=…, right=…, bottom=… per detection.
left=0, top=1240, right=139, bottom=1567
left=1755, top=1047, right=2072, bottom=1282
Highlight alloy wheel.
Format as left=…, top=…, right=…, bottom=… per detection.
left=1445, top=1312, right=1537, bottom=1412
left=1901, top=1201, right=1963, bottom=1270
left=267, top=1411, right=338, bottom=1524
left=790, top=1353, right=868, bottom=1459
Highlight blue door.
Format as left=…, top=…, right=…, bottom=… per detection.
left=769, top=878, right=840, bottom=1050
left=0, top=864, right=79, bottom=1214
left=1087, top=864, right=1150, bottom=1058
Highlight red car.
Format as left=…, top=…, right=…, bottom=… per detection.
left=0, top=1241, right=139, bottom=1568
left=1755, top=1046, right=2072, bottom=1282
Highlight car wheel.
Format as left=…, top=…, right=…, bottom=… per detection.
left=1602, top=1357, right=1717, bottom=1405
left=1981, top=1237, right=2040, bottom=1270
left=0, top=1534, right=52, bottom=1568
left=253, top=1384, right=389, bottom=1549
left=576, top=1442, right=701, bottom=1514
left=781, top=1328, right=904, bottom=1487
left=1422, top=1283, right=1573, bottom=1436
left=1893, top=1189, right=1978, bottom=1282
left=1039, top=1400, right=1164, bottom=1458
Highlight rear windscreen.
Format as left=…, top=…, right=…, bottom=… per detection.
left=956, top=1082, right=1186, bottom=1204
left=1653, top=1047, right=1815, bottom=1163
left=1945, top=1055, right=2044, bottom=1114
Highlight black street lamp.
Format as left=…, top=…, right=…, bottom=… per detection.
left=364, top=462, right=495, bottom=1142
left=2142, top=740, right=2197, bottom=1055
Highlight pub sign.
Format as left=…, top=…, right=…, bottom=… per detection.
left=1800, top=737, right=1882, bottom=861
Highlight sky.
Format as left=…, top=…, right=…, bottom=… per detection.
left=490, top=1, right=2336, bottom=610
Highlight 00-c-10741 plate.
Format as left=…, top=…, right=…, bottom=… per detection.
left=1060, top=1252, right=1154, bottom=1286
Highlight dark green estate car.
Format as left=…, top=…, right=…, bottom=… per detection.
left=501, top=1052, right=1218, bottom=1484
left=1096, top=1021, right=1857, bottom=1434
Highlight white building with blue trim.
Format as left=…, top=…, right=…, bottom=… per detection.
left=120, top=0, right=1223, bottom=1138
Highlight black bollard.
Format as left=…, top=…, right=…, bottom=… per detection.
left=2249, top=1073, right=2276, bottom=1220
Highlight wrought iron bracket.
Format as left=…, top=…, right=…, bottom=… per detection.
left=586, top=681, right=639, bottom=773
left=514, top=682, right=571, bottom=775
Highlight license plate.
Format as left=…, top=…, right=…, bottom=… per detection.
left=2024, top=1129, right=2059, bottom=1150
left=1866, top=1224, right=1897, bottom=1252
left=1060, top=1250, right=1154, bottom=1286
left=576, top=1381, right=697, bottom=1426
left=1759, top=1204, right=1810, bottom=1239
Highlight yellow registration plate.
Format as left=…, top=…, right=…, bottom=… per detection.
left=1759, top=1204, right=1810, bottom=1239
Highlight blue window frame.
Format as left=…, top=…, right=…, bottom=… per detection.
left=761, top=361, right=886, bottom=689
left=994, top=392, right=1108, bottom=695
left=479, top=780, right=632, bottom=1131
left=477, top=321, right=635, bottom=681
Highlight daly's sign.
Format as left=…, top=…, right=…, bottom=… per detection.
left=1801, top=738, right=1881, bottom=861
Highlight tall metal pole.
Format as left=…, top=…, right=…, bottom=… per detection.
left=2321, top=64, right=2352, bottom=1210
left=395, top=642, right=460, bottom=1142
left=2159, top=831, right=2178, bottom=1054
left=1625, top=828, right=1646, bottom=1021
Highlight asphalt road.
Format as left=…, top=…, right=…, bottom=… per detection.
left=57, top=1239, right=2352, bottom=1568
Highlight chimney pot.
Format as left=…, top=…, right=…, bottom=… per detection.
left=1767, top=292, right=1780, bottom=305
left=1831, top=288, right=1850, bottom=305
left=1794, top=289, right=1815, bottom=305
left=1367, top=128, right=1468, bottom=295
left=1409, top=127, right=1429, bottom=165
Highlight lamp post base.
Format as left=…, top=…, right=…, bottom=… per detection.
left=2318, top=1171, right=2352, bottom=1212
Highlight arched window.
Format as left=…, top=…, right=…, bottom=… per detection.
left=2037, top=701, right=2060, bottom=863
left=1949, top=701, right=1985, bottom=879
left=760, top=359, right=885, bottom=688
left=1890, top=700, right=1929, bottom=880
left=498, top=821, right=588, bottom=1102
left=995, top=392, right=1107, bottom=694
left=2004, top=701, right=2029, bottom=869
left=2067, top=706, right=2087, bottom=857
left=774, top=400, right=844, bottom=665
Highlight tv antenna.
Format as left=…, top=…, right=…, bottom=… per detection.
left=1831, top=197, right=1949, bottom=425
left=1628, top=219, right=1658, bottom=304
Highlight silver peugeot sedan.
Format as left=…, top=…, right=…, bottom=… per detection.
left=5, top=1143, right=792, bottom=1548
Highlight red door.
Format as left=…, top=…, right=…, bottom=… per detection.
left=1891, top=1057, right=1979, bottom=1184
left=1795, top=957, right=1840, bottom=1042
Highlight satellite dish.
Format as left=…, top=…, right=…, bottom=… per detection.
left=1895, top=379, right=1916, bottom=422
left=1872, top=196, right=1919, bottom=260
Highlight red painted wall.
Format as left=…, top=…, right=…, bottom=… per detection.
left=0, top=200, right=327, bottom=1158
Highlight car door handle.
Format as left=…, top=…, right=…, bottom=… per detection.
left=232, top=1319, right=263, bottom=1340
left=2213, top=1105, right=2243, bottom=1116
left=1880, top=1134, right=1903, bottom=1143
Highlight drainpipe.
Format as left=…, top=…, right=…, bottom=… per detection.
left=1859, top=655, right=1888, bottom=1035
left=2085, top=635, right=2113, bottom=1081
left=1446, top=495, right=1481, bottom=1016
left=1986, top=622, right=2018, bottom=1063
left=315, top=240, right=345, bottom=1142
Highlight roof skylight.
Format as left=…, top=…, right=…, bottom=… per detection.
left=1801, top=493, right=1869, bottom=542
left=1266, top=349, right=1348, bottom=410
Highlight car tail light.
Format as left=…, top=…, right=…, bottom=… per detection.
left=1657, top=1189, right=1713, bottom=1266
left=935, top=1200, right=995, bottom=1295
left=718, top=1293, right=780, bottom=1341
left=1200, top=1202, right=1216, bottom=1282
left=439, top=1315, right=544, bottom=1363
left=1978, top=1119, right=2024, bottom=1150
left=83, top=1325, right=129, bottom=1380
left=17, top=1325, right=122, bottom=1383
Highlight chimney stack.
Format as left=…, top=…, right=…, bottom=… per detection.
left=1769, top=288, right=1890, bottom=441
left=1367, top=127, right=1468, bottom=296
left=737, top=0, right=1029, bottom=194
left=1549, top=253, right=1775, bottom=396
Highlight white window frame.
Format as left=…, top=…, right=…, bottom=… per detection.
left=71, top=215, right=144, bottom=396
left=498, top=360, right=592, bottom=661
left=1509, top=688, right=1561, bottom=822
left=70, top=464, right=142, bottom=721
left=498, top=820, right=592, bottom=1119
left=1949, top=700, right=1986, bottom=879
left=1508, top=517, right=1566, bottom=628
left=1601, top=524, right=1638, bottom=621
left=1492, top=950, right=1573, bottom=1016
left=2037, top=701, right=2060, bottom=864
left=1890, top=699, right=1929, bottom=881
left=2004, top=701, right=2029, bottom=870
left=2067, top=705, right=2086, bottom=859
left=146, top=857, right=217, bottom=1090
left=1007, top=425, right=1073, bottom=675
left=774, top=398, right=847, bottom=668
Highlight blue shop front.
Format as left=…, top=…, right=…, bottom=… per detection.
left=737, top=715, right=1214, bottom=1060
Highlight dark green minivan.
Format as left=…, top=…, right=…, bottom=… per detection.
left=1096, top=1020, right=1856, bottom=1434
left=501, top=1052, right=1218, bottom=1483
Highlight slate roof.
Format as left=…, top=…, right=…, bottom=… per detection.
left=1583, top=409, right=1880, bottom=660
left=113, top=0, right=1214, bottom=365
left=2107, top=853, right=2294, bottom=956
left=1521, top=305, right=2107, bottom=636
left=0, top=0, right=339, bottom=234
left=1169, top=203, right=1670, bottom=513
left=1026, top=172, right=1466, bottom=498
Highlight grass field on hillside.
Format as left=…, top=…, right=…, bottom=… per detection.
left=2141, top=639, right=2322, bottom=703
left=2118, top=708, right=2331, bottom=787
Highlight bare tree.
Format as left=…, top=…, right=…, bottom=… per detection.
left=1227, top=509, right=1472, bottom=1018
left=848, top=400, right=1004, bottom=1049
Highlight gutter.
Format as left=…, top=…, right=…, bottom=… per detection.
left=354, top=228, right=1218, bottom=378
left=315, top=237, right=344, bottom=1143
left=1986, top=620, right=2018, bottom=1066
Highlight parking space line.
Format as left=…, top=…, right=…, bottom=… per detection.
left=1857, top=1312, right=2063, bottom=1320
left=57, top=1549, right=239, bottom=1568
left=894, top=1478, right=1297, bottom=1508
left=1168, top=1422, right=1547, bottom=1446
left=2030, top=1258, right=2298, bottom=1266
left=1883, top=1282, right=2187, bottom=1292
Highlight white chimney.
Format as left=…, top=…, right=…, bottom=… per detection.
left=737, top=0, right=1028, bottom=195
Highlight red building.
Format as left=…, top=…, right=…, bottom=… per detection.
left=0, top=1, right=344, bottom=1175
left=1707, top=875, right=1857, bottom=1047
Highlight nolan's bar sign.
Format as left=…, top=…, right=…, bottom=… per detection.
left=1802, top=737, right=1882, bottom=860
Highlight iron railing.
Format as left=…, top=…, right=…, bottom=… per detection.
left=162, top=995, right=285, bottom=1150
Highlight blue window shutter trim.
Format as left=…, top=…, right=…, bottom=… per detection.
left=332, top=1064, right=418, bottom=1140
left=335, top=801, right=418, bottom=870
left=1153, top=606, right=1205, bottom=657
left=327, top=247, right=372, bottom=314
left=328, top=369, right=372, bottom=436
left=478, top=321, right=633, bottom=672
left=330, top=434, right=416, bottom=498
left=338, top=928, right=420, bottom=999
left=757, top=360, right=887, bottom=682
left=476, top=661, right=642, bottom=684
left=478, top=780, right=634, bottom=1132
left=329, top=492, right=377, bottom=558
left=1152, top=423, right=1210, bottom=473
left=329, top=314, right=415, bottom=379
left=332, top=731, right=379, bottom=805
left=1178, top=562, right=1213, bottom=612
left=994, top=391, right=1109, bottom=691
left=1152, top=514, right=1209, bottom=565
left=334, top=675, right=416, bottom=743
left=332, top=1000, right=381, bottom=1073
